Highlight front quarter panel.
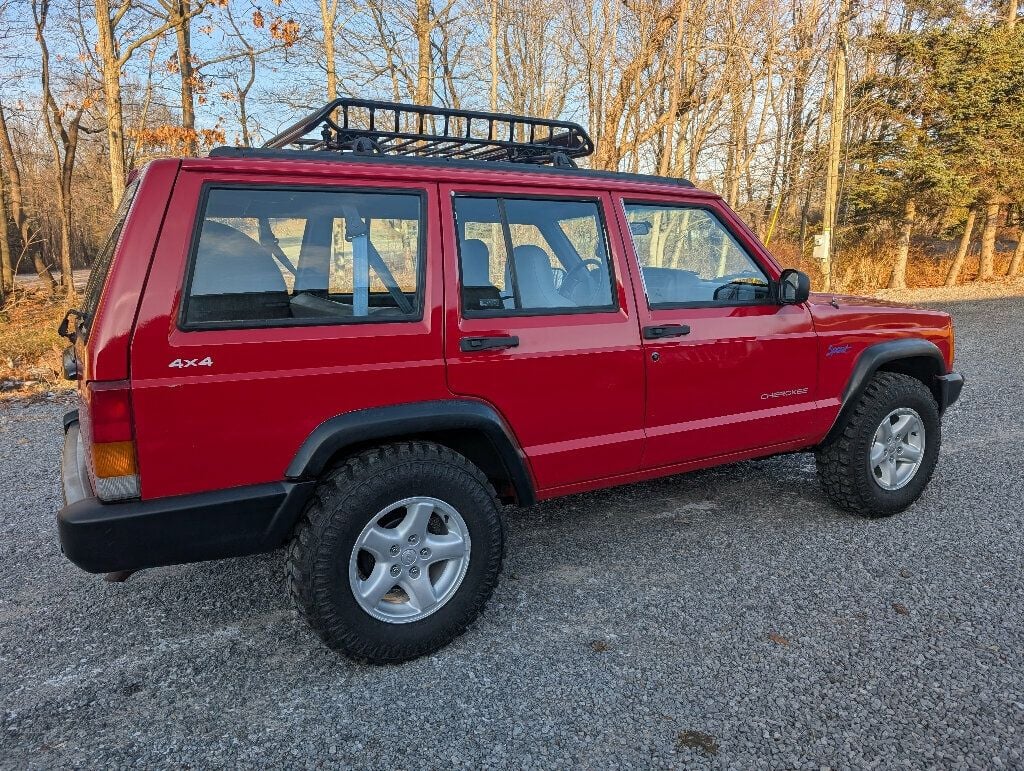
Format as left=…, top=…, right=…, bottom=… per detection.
left=809, top=294, right=953, bottom=420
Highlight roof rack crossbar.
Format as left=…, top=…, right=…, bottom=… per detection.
left=264, top=98, right=594, bottom=167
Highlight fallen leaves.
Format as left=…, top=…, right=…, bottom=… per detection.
left=590, top=640, right=609, bottom=653
left=893, top=602, right=910, bottom=615
left=767, top=631, right=790, bottom=646
left=676, top=730, right=719, bottom=756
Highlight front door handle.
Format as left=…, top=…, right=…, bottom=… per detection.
left=460, top=335, right=520, bottom=352
left=642, top=324, right=691, bottom=340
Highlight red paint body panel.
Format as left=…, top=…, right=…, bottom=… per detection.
left=76, top=153, right=957, bottom=505
left=610, top=193, right=828, bottom=468
left=808, top=293, right=954, bottom=413
left=128, top=168, right=447, bottom=498
left=440, top=184, right=646, bottom=489
left=80, top=159, right=179, bottom=382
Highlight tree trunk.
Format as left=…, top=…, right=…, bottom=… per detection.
left=174, top=0, right=196, bottom=155
left=319, top=0, right=338, bottom=103
left=821, top=0, right=850, bottom=292
left=0, top=156, right=13, bottom=295
left=57, top=177, right=76, bottom=297
left=414, top=0, right=432, bottom=105
left=35, top=0, right=80, bottom=300
left=0, top=102, right=55, bottom=291
left=1008, top=228, right=1024, bottom=276
left=1009, top=0, right=1019, bottom=27
left=237, top=51, right=256, bottom=147
left=782, top=2, right=813, bottom=223
left=889, top=197, right=916, bottom=289
left=489, top=0, right=499, bottom=111
left=944, top=207, right=976, bottom=286
left=94, top=0, right=127, bottom=204
left=977, top=201, right=1000, bottom=280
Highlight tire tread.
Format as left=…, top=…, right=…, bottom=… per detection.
left=815, top=371, right=940, bottom=517
left=286, top=441, right=503, bottom=664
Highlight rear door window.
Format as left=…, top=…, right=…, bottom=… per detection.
left=452, top=196, right=615, bottom=315
left=181, top=186, right=424, bottom=328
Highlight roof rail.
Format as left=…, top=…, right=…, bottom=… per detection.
left=263, top=98, right=594, bottom=168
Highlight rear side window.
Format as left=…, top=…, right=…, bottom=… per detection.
left=452, top=196, right=615, bottom=315
left=182, top=186, right=424, bottom=328
left=82, top=177, right=140, bottom=333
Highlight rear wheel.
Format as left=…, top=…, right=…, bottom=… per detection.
left=287, top=442, right=504, bottom=663
left=815, top=372, right=941, bottom=517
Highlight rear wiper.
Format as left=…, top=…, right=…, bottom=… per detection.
left=58, top=309, right=86, bottom=343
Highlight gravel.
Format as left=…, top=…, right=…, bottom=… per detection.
left=2, top=293, right=1023, bottom=769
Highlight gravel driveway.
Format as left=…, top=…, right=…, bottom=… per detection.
left=2, top=295, right=1021, bottom=769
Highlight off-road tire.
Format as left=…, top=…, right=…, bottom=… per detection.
left=815, top=372, right=941, bottom=517
left=287, top=441, right=504, bottom=663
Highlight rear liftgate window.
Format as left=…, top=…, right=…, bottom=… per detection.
left=182, top=187, right=424, bottom=328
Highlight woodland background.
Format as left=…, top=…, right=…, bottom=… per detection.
left=0, top=0, right=1022, bottom=312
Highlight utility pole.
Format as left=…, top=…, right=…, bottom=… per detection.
left=816, top=0, right=850, bottom=291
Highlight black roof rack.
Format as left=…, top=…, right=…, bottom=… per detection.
left=263, top=98, right=594, bottom=168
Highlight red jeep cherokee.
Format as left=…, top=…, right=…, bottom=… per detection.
left=57, top=100, right=963, bottom=663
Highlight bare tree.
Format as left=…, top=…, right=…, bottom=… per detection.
left=0, top=103, right=55, bottom=292
left=200, top=4, right=299, bottom=146
left=0, top=156, right=12, bottom=298
left=819, top=0, right=851, bottom=290
left=319, top=0, right=339, bottom=103
left=34, top=0, right=101, bottom=297
left=92, top=0, right=207, bottom=203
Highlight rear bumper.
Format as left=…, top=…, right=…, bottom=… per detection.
left=58, top=419, right=315, bottom=574
left=936, top=372, right=964, bottom=414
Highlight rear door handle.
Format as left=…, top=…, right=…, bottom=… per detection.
left=460, top=335, right=520, bottom=352
left=642, top=324, right=691, bottom=340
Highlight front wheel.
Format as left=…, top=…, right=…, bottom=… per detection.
left=287, top=442, right=504, bottom=663
left=815, top=372, right=941, bottom=517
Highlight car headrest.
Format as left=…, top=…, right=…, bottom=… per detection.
left=461, top=239, right=492, bottom=287
left=191, top=220, right=287, bottom=296
left=512, top=245, right=574, bottom=308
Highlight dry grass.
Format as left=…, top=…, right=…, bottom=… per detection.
left=775, top=239, right=1021, bottom=294
left=0, top=289, right=74, bottom=399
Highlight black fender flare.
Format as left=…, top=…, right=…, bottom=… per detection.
left=822, top=338, right=947, bottom=445
left=284, top=399, right=536, bottom=506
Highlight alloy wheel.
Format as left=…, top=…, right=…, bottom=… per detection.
left=348, top=496, right=471, bottom=624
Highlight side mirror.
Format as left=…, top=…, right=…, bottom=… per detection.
left=778, top=269, right=810, bottom=304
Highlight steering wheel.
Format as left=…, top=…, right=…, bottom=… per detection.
left=712, top=272, right=768, bottom=302
left=559, top=259, right=604, bottom=304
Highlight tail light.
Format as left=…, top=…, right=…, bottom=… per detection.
left=86, top=381, right=140, bottom=501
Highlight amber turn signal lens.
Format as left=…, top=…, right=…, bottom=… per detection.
left=92, top=441, right=138, bottom=478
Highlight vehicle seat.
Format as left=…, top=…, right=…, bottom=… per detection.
left=511, top=245, right=573, bottom=308
left=188, top=221, right=291, bottom=323
left=461, top=238, right=503, bottom=312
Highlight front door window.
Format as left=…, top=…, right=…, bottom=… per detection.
left=623, top=204, right=771, bottom=307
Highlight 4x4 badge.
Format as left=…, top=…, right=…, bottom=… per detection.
left=169, top=357, right=213, bottom=369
